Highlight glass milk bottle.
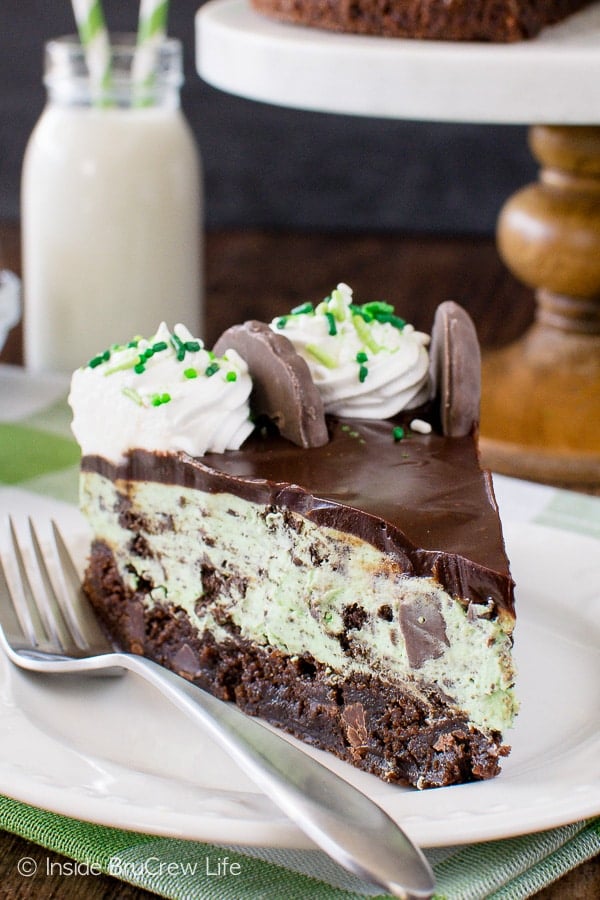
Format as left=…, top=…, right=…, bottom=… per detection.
left=22, top=35, right=202, bottom=374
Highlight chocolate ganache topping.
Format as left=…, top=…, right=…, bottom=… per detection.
left=83, top=414, right=514, bottom=617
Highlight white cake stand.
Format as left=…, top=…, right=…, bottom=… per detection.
left=197, top=0, right=600, bottom=486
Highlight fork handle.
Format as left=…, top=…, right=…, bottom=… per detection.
left=112, top=652, right=434, bottom=900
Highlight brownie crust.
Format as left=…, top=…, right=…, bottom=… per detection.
left=84, top=541, right=508, bottom=789
left=250, top=0, right=592, bottom=41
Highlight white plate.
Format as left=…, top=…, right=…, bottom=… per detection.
left=0, top=508, right=598, bottom=849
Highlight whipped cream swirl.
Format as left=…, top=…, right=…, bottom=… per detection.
left=270, top=284, right=430, bottom=418
left=69, top=322, right=254, bottom=463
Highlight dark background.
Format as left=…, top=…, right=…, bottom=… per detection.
left=0, top=0, right=536, bottom=233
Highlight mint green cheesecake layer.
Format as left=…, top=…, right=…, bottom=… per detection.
left=81, top=471, right=518, bottom=735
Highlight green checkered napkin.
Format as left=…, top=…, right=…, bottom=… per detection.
left=0, top=796, right=598, bottom=900
left=0, top=367, right=79, bottom=505
left=1, top=365, right=599, bottom=899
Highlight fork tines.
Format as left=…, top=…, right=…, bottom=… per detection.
left=0, top=518, right=94, bottom=657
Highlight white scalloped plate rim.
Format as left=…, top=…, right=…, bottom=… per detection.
left=0, top=498, right=598, bottom=849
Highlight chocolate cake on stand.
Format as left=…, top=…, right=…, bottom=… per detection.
left=196, top=1, right=600, bottom=487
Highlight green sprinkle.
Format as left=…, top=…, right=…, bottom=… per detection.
left=141, top=347, right=154, bottom=360
left=325, top=311, right=337, bottom=336
left=226, top=371, right=237, bottom=382
left=103, top=353, right=142, bottom=376
left=352, top=314, right=381, bottom=354
left=350, top=304, right=373, bottom=323
left=121, top=386, right=143, bottom=406
left=275, top=316, right=288, bottom=329
left=151, top=392, right=171, bottom=407
left=152, top=341, right=168, bottom=353
left=205, top=362, right=220, bottom=377
left=305, top=344, right=337, bottom=369
left=358, top=364, right=368, bottom=383
left=291, top=302, right=314, bottom=315
left=185, top=340, right=201, bottom=352
left=134, top=362, right=145, bottom=374
left=393, top=426, right=405, bottom=442
left=359, top=301, right=405, bottom=329
left=170, top=332, right=187, bottom=361
left=184, top=367, right=198, bottom=379
left=356, top=350, right=368, bottom=364
left=127, top=339, right=139, bottom=349
left=378, top=313, right=406, bottom=329
left=328, top=289, right=349, bottom=322
left=88, top=351, right=109, bottom=368
left=362, top=301, right=394, bottom=317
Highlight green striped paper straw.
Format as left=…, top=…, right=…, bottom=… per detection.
left=133, top=0, right=170, bottom=97
left=71, top=0, right=112, bottom=98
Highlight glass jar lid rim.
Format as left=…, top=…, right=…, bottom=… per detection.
left=46, top=32, right=182, bottom=54
left=43, top=33, right=184, bottom=95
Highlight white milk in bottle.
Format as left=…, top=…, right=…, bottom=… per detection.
left=22, top=35, right=202, bottom=374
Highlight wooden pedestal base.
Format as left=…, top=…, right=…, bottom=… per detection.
left=480, top=126, right=600, bottom=488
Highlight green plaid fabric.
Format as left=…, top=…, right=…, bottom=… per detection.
left=0, top=368, right=79, bottom=504
left=0, top=796, right=598, bottom=899
left=0, top=364, right=599, bottom=899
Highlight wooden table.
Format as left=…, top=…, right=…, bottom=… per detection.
left=0, top=221, right=598, bottom=898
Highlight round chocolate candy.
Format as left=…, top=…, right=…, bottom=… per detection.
left=429, top=301, right=481, bottom=437
left=214, top=320, right=328, bottom=448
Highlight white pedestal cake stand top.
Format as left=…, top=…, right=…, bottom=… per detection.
left=196, top=0, right=600, bottom=124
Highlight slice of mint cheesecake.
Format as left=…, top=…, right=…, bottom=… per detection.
left=70, top=287, right=517, bottom=789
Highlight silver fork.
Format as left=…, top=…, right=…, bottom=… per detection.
left=0, top=518, right=435, bottom=900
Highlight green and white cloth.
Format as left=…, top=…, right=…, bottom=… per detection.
left=0, top=363, right=599, bottom=900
